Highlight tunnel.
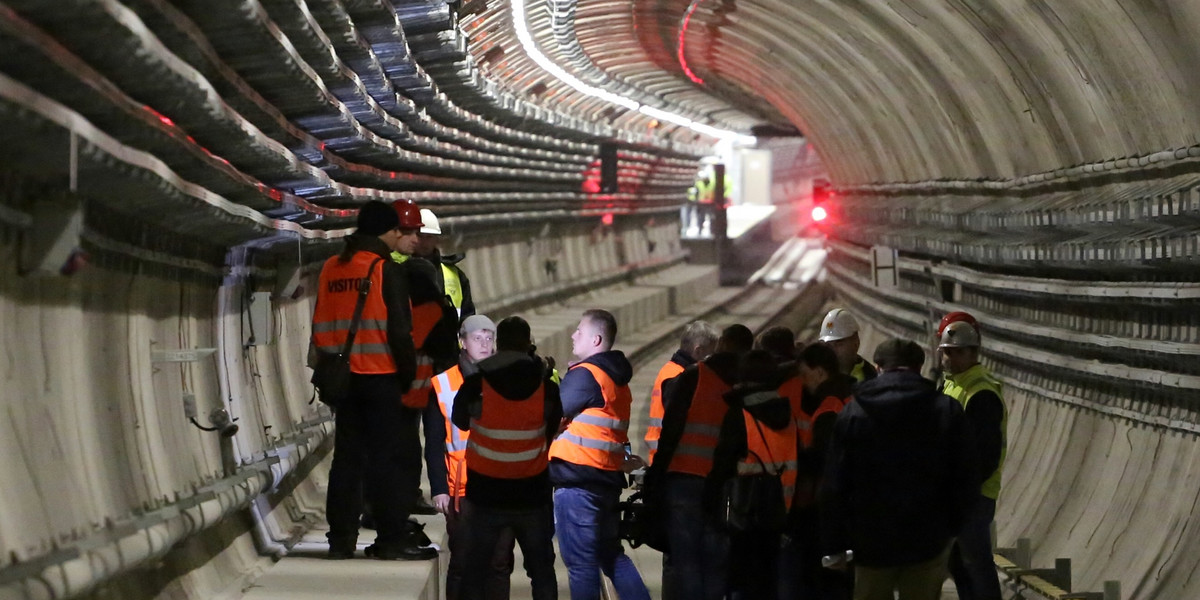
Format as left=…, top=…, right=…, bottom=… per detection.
left=0, top=1, right=1197, bottom=599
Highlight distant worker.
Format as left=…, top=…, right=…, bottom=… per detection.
left=709, top=349, right=798, bottom=600
left=645, top=321, right=719, bottom=465
left=550, top=309, right=651, bottom=600
left=649, top=324, right=755, bottom=600
left=682, top=183, right=699, bottom=234
left=452, top=316, right=563, bottom=600
left=311, top=200, right=434, bottom=561
left=939, top=317, right=1006, bottom=600
left=414, top=208, right=476, bottom=321
left=821, top=339, right=978, bottom=600
left=424, top=315, right=506, bottom=599
left=819, top=308, right=878, bottom=383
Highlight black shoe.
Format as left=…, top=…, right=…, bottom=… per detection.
left=327, top=546, right=356, bottom=560
left=364, top=543, right=437, bottom=561
left=412, top=496, right=438, bottom=515
left=402, top=519, right=432, bottom=547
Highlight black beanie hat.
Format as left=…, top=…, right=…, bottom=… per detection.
left=356, top=200, right=400, bottom=236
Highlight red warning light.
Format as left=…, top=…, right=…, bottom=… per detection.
left=811, top=206, right=828, bottom=222
left=602, top=212, right=614, bottom=226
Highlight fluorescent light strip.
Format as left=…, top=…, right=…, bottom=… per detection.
left=510, top=0, right=754, bottom=144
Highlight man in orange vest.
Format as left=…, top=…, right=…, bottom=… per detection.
left=550, top=309, right=651, bottom=600
left=820, top=339, right=977, bottom=600
left=645, top=321, right=718, bottom=465
left=422, top=314, right=503, bottom=599
left=650, top=324, right=754, bottom=600
left=709, top=349, right=799, bottom=599
left=785, top=342, right=856, bottom=599
left=310, top=200, right=435, bottom=561
left=452, top=316, right=563, bottom=600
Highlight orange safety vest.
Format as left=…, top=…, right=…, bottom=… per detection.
left=666, top=363, right=730, bottom=477
left=401, top=301, right=444, bottom=409
left=800, top=395, right=847, bottom=448
left=432, top=365, right=469, bottom=498
left=549, top=363, right=631, bottom=471
left=311, top=252, right=395, bottom=374
left=778, top=373, right=805, bottom=438
left=738, top=409, right=799, bottom=510
left=646, top=360, right=685, bottom=464
left=466, top=380, right=549, bottom=479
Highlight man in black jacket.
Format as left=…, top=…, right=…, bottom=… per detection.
left=821, top=338, right=978, bottom=600
left=452, top=316, right=563, bottom=600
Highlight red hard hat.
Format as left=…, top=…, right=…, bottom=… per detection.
left=393, top=199, right=423, bottom=229
left=937, top=311, right=979, bottom=337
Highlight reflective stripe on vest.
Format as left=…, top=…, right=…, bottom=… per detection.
left=739, top=408, right=800, bottom=510
left=403, top=354, right=435, bottom=409
left=466, top=381, right=548, bottom=479
left=646, top=360, right=685, bottom=464
left=943, top=363, right=1007, bottom=499
left=799, top=395, right=847, bottom=448
left=312, top=252, right=395, bottom=374
left=667, top=363, right=730, bottom=477
left=433, top=366, right=468, bottom=497
left=441, top=263, right=463, bottom=317
left=549, top=362, right=632, bottom=471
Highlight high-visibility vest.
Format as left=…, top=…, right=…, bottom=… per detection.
left=646, top=360, right=685, bottom=464
left=666, top=363, right=730, bottom=477
left=312, top=252, right=395, bottom=374
left=549, top=363, right=631, bottom=471
left=850, top=358, right=875, bottom=383
left=798, top=395, right=846, bottom=449
left=441, top=263, right=464, bottom=317
left=401, top=301, right=443, bottom=409
left=737, top=408, right=799, bottom=510
left=432, top=365, right=469, bottom=497
left=778, top=374, right=805, bottom=437
left=943, top=363, right=1006, bottom=499
left=696, top=179, right=715, bottom=204
left=466, top=380, right=549, bottom=479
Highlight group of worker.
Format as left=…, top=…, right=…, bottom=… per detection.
left=311, top=198, right=1008, bottom=600
left=310, top=200, right=651, bottom=599
left=642, top=308, right=1006, bottom=600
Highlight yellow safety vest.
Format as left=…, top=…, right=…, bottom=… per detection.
left=942, top=363, right=1006, bottom=500
left=441, top=263, right=463, bottom=316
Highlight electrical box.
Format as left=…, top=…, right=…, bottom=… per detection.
left=244, top=291, right=273, bottom=346
left=871, top=246, right=899, bottom=288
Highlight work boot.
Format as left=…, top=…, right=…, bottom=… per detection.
left=364, top=542, right=437, bottom=561
left=326, top=539, right=356, bottom=560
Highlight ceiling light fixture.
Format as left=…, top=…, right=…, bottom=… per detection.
left=510, top=0, right=754, bottom=144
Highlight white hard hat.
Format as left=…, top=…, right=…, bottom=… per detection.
left=818, top=308, right=859, bottom=342
left=938, top=320, right=981, bottom=348
left=419, top=208, right=441, bottom=235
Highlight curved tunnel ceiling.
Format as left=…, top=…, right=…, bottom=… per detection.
left=535, top=0, right=1200, bottom=183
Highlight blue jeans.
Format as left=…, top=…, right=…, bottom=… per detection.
left=553, top=487, right=650, bottom=600
left=664, top=475, right=729, bottom=600
left=950, top=496, right=1002, bottom=600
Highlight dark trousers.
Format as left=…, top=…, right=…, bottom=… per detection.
left=950, top=496, right=1002, bottom=600
left=729, top=528, right=782, bottom=600
left=663, top=474, right=729, bottom=600
left=325, top=374, right=421, bottom=548
left=447, top=497, right=516, bottom=600
left=778, top=511, right=853, bottom=600
left=461, top=499, right=557, bottom=600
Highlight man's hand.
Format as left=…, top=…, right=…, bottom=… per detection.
left=621, top=454, right=647, bottom=474
left=433, top=494, right=452, bottom=515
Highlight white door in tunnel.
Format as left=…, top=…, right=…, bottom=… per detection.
left=738, top=148, right=772, bottom=206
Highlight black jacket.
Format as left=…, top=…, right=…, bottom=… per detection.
left=820, top=370, right=978, bottom=567
left=549, top=350, right=634, bottom=495
left=399, top=255, right=459, bottom=372
left=451, top=350, right=563, bottom=508
left=705, top=377, right=795, bottom=517
left=311, top=235, right=416, bottom=388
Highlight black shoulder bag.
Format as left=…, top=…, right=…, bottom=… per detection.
left=721, top=418, right=787, bottom=534
left=311, top=258, right=384, bottom=408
